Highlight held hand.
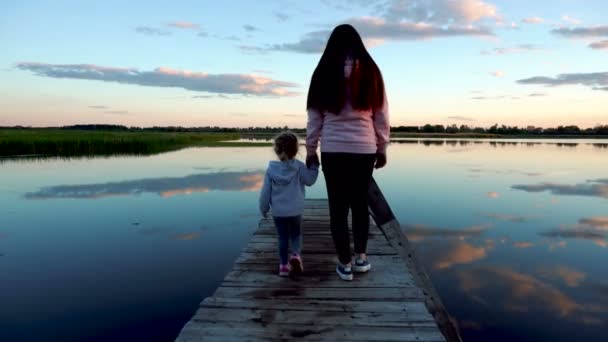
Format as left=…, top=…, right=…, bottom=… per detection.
left=374, top=153, right=387, bottom=169
left=306, top=153, right=320, bottom=168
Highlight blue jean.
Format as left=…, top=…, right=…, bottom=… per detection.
left=273, top=215, right=302, bottom=265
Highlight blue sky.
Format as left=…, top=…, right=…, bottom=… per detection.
left=1, top=0, right=607, bottom=128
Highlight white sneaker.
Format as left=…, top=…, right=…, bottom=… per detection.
left=352, top=258, right=371, bottom=273
left=336, top=264, right=353, bottom=281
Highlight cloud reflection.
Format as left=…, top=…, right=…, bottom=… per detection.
left=485, top=213, right=536, bottom=222
left=458, top=266, right=581, bottom=317
left=402, top=223, right=491, bottom=242
left=24, top=171, right=264, bottom=199
left=539, top=216, right=608, bottom=247
left=539, top=266, right=586, bottom=287
left=512, top=179, right=608, bottom=198
left=403, top=223, right=493, bottom=269
left=171, top=232, right=201, bottom=241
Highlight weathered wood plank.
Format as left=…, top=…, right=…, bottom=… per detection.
left=176, top=322, right=445, bottom=341
left=201, top=297, right=432, bottom=315
left=212, top=286, right=426, bottom=301
left=191, top=307, right=437, bottom=327
left=221, top=269, right=414, bottom=287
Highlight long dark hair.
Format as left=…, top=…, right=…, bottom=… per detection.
left=307, top=24, right=385, bottom=114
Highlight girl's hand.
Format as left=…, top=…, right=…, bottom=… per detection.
left=374, top=153, right=387, bottom=169
left=306, top=153, right=320, bottom=168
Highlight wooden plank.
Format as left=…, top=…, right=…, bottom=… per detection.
left=212, top=286, right=425, bottom=301
left=176, top=322, right=445, bottom=341
left=201, top=297, right=431, bottom=315
left=191, top=307, right=437, bottom=327
left=221, top=269, right=414, bottom=287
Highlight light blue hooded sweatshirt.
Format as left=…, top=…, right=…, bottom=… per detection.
left=259, top=159, right=319, bottom=217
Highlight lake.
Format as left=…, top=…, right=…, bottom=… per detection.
left=1, top=139, right=607, bottom=341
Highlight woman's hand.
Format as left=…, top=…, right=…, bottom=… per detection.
left=374, top=153, right=387, bottom=169
left=306, top=153, right=320, bottom=168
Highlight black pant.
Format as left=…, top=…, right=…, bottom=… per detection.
left=321, top=152, right=376, bottom=265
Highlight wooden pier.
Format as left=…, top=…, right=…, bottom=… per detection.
left=176, top=195, right=460, bottom=341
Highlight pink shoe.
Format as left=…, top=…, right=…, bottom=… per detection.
left=278, top=264, right=290, bottom=277
left=289, top=254, right=303, bottom=274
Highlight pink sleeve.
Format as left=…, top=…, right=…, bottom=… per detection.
left=373, top=93, right=390, bottom=154
left=306, top=108, right=323, bottom=155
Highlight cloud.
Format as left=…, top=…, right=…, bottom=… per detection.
left=512, top=180, right=608, bottom=198
left=16, top=62, right=299, bottom=97
left=516, top=72, right=608, bottom=91
left=562, top=15, right=582, bottom=25
left=552, top=25, right=608, bottom=38
left=166, top=21, right=199, bottom=30
left=273, top=11, right=290, bottom=22
left=213, top=34, right=241, bottom=41
left=590, top=40, right=608, bottom=50
left=496, top=21, right=519, bottom=30
left=249, top=13, right=494, bottom=54
left=243, top=24, right=259, bottom=32
left=528, top=92, right=546, bottom=97
left=380, top=0, right=500, bottom=24
left=25, top=171, right=265, bottom=200
left=89, top=105, right=128, bottom=115
left=480, top=44, right=543, bottom=55
left=522, top=16, right=544, bottom=24
left=447, top=116, right=476, bottom=122
left=245, top=30, right=329, bottom=54
left=134, top=26, right=172, bottom=36
left=491, top=70, right=505, bottom=77
left=350, top=17, right=494, bottom=40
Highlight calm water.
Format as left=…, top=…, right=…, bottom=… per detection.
left=1, top=139, right=607, bottom=341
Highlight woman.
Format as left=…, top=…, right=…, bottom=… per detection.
left=305, top=24, right=389, bottom=281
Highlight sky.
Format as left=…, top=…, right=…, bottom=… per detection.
left=1, top=0, right=607, bottom=128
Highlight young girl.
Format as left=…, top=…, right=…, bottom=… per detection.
left=306, top=24, right=389, bottom=281
left=259, top=132, right=319, bottom=277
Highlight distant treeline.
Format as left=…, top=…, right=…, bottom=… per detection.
left=393, top=124, right=608, bottom=135
left=3, top=123, right=608, bottom=135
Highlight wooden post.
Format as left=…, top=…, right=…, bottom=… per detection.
left=368, top=177, right=463, bottom=342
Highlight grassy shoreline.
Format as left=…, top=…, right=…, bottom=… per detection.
left=1, top=129, right=607, bottom=158
left=0, top=129, right=252, bottom=157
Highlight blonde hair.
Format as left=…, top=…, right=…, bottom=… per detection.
left=273, top=131, right=299, bottom=161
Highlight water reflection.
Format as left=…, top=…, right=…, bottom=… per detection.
left=456, top=266, right=606, bottom=323
left=538, top=266, right=585, bottom=287
left=539, top=216, right=608, bottom=247
left=402, top=223, right=491, bottom=242
left=512, top=179, right=608, bottom=198
left=24, top=170, right=264, bottom=199
left=484, top=213, right=537, bottom=223
left=402, top=224, right=493, bottom=269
